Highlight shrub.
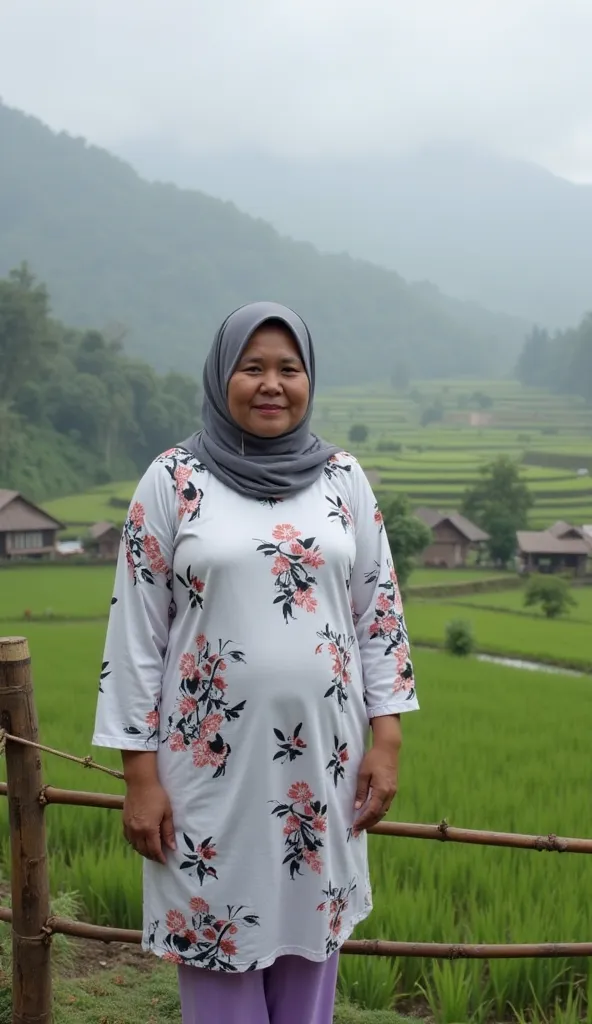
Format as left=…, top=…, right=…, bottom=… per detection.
left=524, top=575, right=577, bottom=619
left=348, top=423, right=368, bottom=444
left=445, top=620, right=475, bottom=656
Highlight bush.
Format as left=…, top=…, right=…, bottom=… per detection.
left=348, top=423, right=368, bottom=444
left=524, top=575, right=577, bottom=619
left=445, top=620, right=475, bottom=656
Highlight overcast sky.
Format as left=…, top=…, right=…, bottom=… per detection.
left=2, top=0, right=592, bottom=181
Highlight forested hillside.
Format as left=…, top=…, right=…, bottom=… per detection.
left=517, top=314, right=592, bottom=403
left=0, top=266, right=199, bottom=500
left=0, top=103, right=526, bottom=382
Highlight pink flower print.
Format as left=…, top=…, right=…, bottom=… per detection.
left=303, top=548, right=325, bottom=568
left=174, top=464, right=192, bottom=498
left=179, top=695, right=197, bottom=717
left=382, top=615, right=398, bottom=634
left=294, top=588, right=317, bottom=613
left=191, top=737, right=227, bottom=769
left=196, top=634, right=207, bottom=652
left=129, top=502, right=145, bottom=529
left=228, top=924, right=238, bottom=936
left=377, top=592, right=391, bottom=613
left=288, top=781, right=314, bottom=803
left=162, top=951, right=184, bottom=964
left=143, top=534, right=168, bottom=575
left=184, top=929, right=197, bottom=944
left=272, top=555, right=291, bottom=576
left=317, top=626, right=355, bottom=712
left=303, top=849, right=322, bottom=874
left=395, top=646, right=409, bottom=675
left=313, top=814, right=327, bottom=833
left=374, top=507, right=384, bottom=526
left=169, top=731, right=185, bottom=752
left=200, top=712, right=223, bottom=737
left=202, top=927, right=217, bottom=942
left=283, top=814, right=301, bottom=836
left=190, top=897, right=209, bottom=914
left=218, top=659, right=227, bottom=671
left=198, top=843, right=217, bottom=862
left=369, top=620, right=380, bottom=638
left=166, top=910, right=187, bottom=934
left=220, top=938, right=237, bottom=957
left=191, top=576, right=204, bottom=594
left=179, top=653, right=197, bottom=679
left=340, top=749, right=349, bottom=763
left=272, top=524, right=301, bottom=542
left=145, top=709, right=160, bottom=729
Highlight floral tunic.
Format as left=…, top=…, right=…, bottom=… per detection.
left=93, top=447, right=418, bottom=972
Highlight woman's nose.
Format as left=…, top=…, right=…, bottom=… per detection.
left=260, top=372, right=282, bottom=392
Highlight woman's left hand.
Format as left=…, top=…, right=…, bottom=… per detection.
left=353, top=716, right=401, bottom=835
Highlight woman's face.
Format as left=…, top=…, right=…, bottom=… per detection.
left=227, top=324, right=310, bottom=438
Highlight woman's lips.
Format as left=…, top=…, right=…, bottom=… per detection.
left=253, top=405, right=285, bottom=415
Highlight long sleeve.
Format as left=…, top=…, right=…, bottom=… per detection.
left=349, top=460, right=419, bottom=718
left=92, top=458, right=176, bottom=750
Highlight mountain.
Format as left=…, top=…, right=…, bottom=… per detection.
left=0, top=104, right=526, bottom=384
left=119, top=139, right=592, bottom=328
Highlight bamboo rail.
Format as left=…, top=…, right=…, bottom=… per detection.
left=1, top=633, right=592, bottom=1024
left=1, top=781, right=591, bottom=852
left=0, top=905, right=591, bottom=960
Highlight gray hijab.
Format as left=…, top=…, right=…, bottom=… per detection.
left=181, top=301, right=340, bottom=499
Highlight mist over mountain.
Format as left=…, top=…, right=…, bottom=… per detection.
left=119, top=139, right=592, bottom=328
left=0, top=104, right=527, bottom=385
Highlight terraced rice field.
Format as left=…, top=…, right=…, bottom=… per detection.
left=44, top=379, right=592, bottom=535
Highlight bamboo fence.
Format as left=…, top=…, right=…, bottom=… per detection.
left=1, top=634, right=591, bottom=1024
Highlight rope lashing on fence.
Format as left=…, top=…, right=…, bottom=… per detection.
left=0, top=726, right=124, bottom=780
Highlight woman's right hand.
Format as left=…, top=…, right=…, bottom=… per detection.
left=121, top=751, right=176, bottom=864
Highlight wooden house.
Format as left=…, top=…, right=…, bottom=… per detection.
left=0, top=490, right=62, bottom=560
left=414, top=507, right=489, bottom=568
left=87, top=521, right=121, bottom=560
left=516, top=529, right=589, bottom=576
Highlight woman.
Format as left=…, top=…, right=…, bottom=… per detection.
left=93, top=301, right=418, bottom=1024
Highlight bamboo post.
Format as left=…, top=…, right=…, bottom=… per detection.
left=0, top=637, right=52, bottom=1024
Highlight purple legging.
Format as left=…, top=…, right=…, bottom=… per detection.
left=178, top=953, right=339, bottom=1024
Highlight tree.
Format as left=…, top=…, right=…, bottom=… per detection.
left=462, top=456, right=533, bottom=566
left=420, top=399, right=444, bottom=427
left=390, top=359, right=411, bottom=392
left=381, top=495, right=432, bottom=588
left=524, top=576, right=577, bottom=619
left=348, top=423, right=368, bottom=444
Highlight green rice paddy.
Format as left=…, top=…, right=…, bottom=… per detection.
left=1, top=576, right=591, bottom=1019
left=3, top=378, right=592, bottom=1020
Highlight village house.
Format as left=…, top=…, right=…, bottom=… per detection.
left=87, top=521, right=121, bottom=560
left=414, top=506, right=489, bottom=568
left=516, top=524, right=590, bottom=576
left=0, top=490, right=62, bottom=560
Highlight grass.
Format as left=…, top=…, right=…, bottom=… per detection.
left=0, top=566, right=115, bottom=620
left=405, top=600, right=592, bottom=671
left=408, top=567, right=510, bottom=587
left=450, top=584, right=592, bottom=623
left=0, top=962, right=410, bottom=1024
left=1, top=621, right=592, bottom=1020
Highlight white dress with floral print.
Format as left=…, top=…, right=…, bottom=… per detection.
left=93, top=447, right=419, bottom=972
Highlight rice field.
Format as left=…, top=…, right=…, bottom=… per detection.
left=0, top=603, right=591, bottom=1020
left=406, top=601, right=592, bottom=672
left=43, top=379, right=592, bottom=535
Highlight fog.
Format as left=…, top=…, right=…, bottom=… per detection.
left=1, top=0, right=592, bottom=181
